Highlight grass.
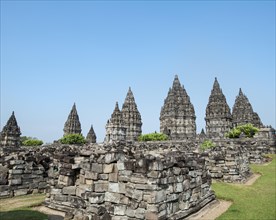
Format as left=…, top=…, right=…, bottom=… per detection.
left=0, top=194, right=47, bottom=220
left=212, top=154, right=276, bottom=220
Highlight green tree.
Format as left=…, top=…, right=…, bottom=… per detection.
left=200, top=140, right=215, bottom=151
left=138, top=132, right=168, bottom=141
left=22, top=138, right=43, bottom=146
left=226, top=123, right=259, bottom=138
left=59, top=134, right=86, bottom=144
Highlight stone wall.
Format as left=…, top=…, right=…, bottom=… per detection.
left=45, top=144, right=215, bottom=220
left=202, top=145, right=251, bottom=182
left=0, top=147, right=50, bottom=198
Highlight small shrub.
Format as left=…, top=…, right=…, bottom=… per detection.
left=200, top=140, right=215, bottom=151
left=22, top=138, right=43, bottom=146
left=226, top=123, right=259, bottom=138
left=138, top=132, right=168, bottom=142
left=59, top=134, right=86, bottom=144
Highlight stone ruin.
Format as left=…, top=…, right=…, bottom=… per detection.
left=45, top=143, right=215, bottom=220
left=0, top=75, right=275, bottom=219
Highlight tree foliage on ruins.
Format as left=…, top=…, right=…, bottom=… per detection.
left=226, top=123, right=259, bottom=138
left=138, top=132, right=168, bottom=141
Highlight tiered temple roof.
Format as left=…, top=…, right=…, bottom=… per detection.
left=205, top=78, right=232, bottom=138
left=232, top=88, right=263, bottom=127
left=105, top=102, right=127, bottom=143
left=86, top=125, right=97, bottom=143
left=121, top=87, right=142, bottom=141
left=63, top=103, right=82, bottom=136
left=0, top=111, right=21, bottom=147
left=160, top=75, right=196, bottom=139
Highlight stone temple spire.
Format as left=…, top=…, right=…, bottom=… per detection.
left=122, top=87, right=142, bottom=141
left=232, top=88, right=263, bottom=128
left=86, top=125, right=97, bottom=144
left=160, top=75, right=196, bottom=140
left=0, top=111, right=21, bottom=147
left=63, top=103, right=82, bottom=136
left=105, top=102, right=127, bottom=143
left=205, top=78, right=232, bottom=138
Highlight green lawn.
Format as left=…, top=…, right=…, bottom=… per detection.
left=0, top=194, right=47, bottom=220
left=212, top=154, right=276, bottom=220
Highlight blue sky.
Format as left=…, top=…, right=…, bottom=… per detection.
left=1, top=1, right=275, bottom=143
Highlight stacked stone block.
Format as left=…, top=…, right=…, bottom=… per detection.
left=45, top=145, right=215, bottom=219
left=0, top=148, right=49, bottom=198
left=202, top=144, right=251, bottom=183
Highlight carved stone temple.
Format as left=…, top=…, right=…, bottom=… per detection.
left=63, top=103, right=82, bottom=136
left=232, top=88, right=263, bottom=128
left=86, top=125, right=97, bottom=143
left=160, top=75, right=196, bottom=140
left=0, top=111, right=21, bottom=147
left=121, top=87, right=142, bottom=141
left=105, top=102, right=127, bottom=143
left=205, top=78, right=232, bottom=138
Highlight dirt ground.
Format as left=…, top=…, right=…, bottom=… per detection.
left=33, top=206, right=65, bottom=220
left=187, top=200, right=232, bottom=220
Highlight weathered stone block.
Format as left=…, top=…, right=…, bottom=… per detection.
left=99, top=174, right=109, bottom=180
left=91, top=163, right=103, bottom=173
left=63, top=186, right=76, bottom=195
left=109, top=173, right=118, bottom=182
left=14, top=188, right=28, bottom=196
left=114, top=204, right=126, bottom=215
left=130, top=173, right=147, bottom=184
left=94, top=182, right=109, bottom=192
left=88, top=193, right=105, bottom=204
left=105, top=192, right=121, bottom=203
left=103, top=164, right=114, bottom=173
left=9, top=178, right=22, bottom=185
left=135, top=208, right=146, bottom=219
left=85, top=171, right=98, bottom=180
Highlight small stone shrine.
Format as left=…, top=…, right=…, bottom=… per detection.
left=232, top=88, right=263, bottom=127
left=63, top=103, right=82, bottom=136
left=86, top=125, right=97, bottom=143
left=0, top=111, right=21, bottom=147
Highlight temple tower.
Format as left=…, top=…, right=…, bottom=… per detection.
left=0, top=112, right=21, bottom=147
left=232, top=88, right=263, bottom=127
left=160, top=75, right=196, bottom=140
left=105, top=102, right=127, bottom=143
left=121, top=87, right=142, bottom=141
left=86, top=125, right=97, bottom=144
left=205, top=78, right=232, bottom=138
left=63, top=103, right=82, bottom=136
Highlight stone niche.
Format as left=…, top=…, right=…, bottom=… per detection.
left=45, top=144, right=215, bottom=220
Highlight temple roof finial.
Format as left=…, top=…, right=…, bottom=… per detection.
left=239, top=88, right=243, bottom=96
